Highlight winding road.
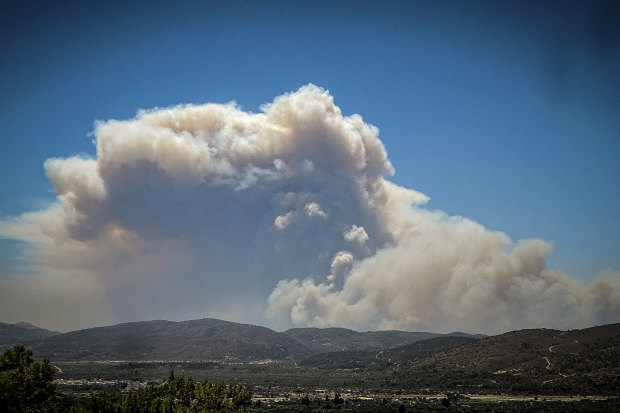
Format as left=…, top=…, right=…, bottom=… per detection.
left=540, top=332, right=577, bottom=384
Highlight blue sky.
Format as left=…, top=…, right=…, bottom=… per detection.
left=1, top=0, right=618, bottom=291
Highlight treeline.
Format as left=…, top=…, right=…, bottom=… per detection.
left=0, top=345, right=56, bottom=412
left=82, top=372, right=251, bottom=412
left=0, top=345, right=252, bottom=412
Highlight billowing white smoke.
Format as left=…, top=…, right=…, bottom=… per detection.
left=0, top=84, right=618, bottom=333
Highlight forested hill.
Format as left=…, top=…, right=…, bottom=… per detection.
left=0, top=318, right=481, bottom=362
left=386, top=323, right=620, bottom=395
left=28, top=319, right=309, bottom=361
left=298, top=323, right=620, bottom=395
left=283, top=327, right=483, bottom=354
left=0, top=322, right=60, bottom=348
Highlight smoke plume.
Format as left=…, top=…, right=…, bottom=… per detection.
left=0, top=85, right=618, bottom=333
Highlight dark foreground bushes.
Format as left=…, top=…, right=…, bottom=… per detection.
left=83, top=371, right=252, bottom=412
left=0, top=345, right=56, bottom=412
left=0, top=345, right=251, bottom=412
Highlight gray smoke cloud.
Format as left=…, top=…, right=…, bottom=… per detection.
left=0, top=84, right=618, bottom=333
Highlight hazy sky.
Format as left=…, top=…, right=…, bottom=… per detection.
left=1, top=1, right=618, bottom=333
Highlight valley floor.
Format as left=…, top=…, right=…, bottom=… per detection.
left=53, top=360, right=619, bottom=412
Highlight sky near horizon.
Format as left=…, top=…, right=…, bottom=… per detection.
left=0, top=1, right=618, bottom=333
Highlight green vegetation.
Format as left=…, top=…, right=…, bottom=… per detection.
left=0, top=345, right=56, bottom=412
left=0, top=346, right=252, bottom=412
left=82, top=371, right=252, bottom=412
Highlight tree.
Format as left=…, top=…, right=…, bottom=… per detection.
left=0, top=345, right=56, bottom=412
left=89, top=372, right=252, bottom=412
left=301, top=394, right=310, bottom=406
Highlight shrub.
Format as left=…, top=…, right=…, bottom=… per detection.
left=0, top=345, right=56, bottom=412
left=88, top=371, right=252, bottom=412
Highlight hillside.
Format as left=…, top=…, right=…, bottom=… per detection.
left=300, top=335, right=477, bottom=368
left=28, top=318, right=309, bottom=361
left=385, top=323, right=620, bottom=395
left=295, top=323, right=620, bottom=395
left=0, top=322, right=60, bottom=348
left=282, top=327, right=461, bottom=353
left=1, top=318, right=483, bottom=362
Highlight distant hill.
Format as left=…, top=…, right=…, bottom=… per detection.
left=0, top=322, right=60, bottom=348
left=27, top=319, right=309, bottom=361
left=1, top=318, right=482, bottom=362
left=13, top=322, right=51, bottom=330
left=300, top=335, right=477, bottom=368
left=282, top=327, right=477, bottom=353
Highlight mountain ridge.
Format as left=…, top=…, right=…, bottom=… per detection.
left=0, top=317, right=483, bottom=362
left=0, top=321, right=60, bottom=348
left=2, top=318, right=617, bottom=395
